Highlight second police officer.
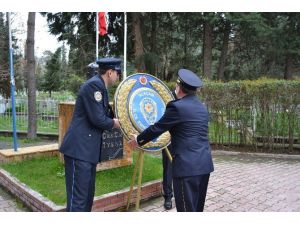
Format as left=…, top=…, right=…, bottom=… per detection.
left=128, top=68, right=214, bottom=212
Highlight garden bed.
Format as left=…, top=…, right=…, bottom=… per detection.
left=0, top=151, right=163, bottom=211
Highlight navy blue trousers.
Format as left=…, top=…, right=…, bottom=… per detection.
left=64, top=155, right=97, bottom=212
left=162, top=148, right=173, bottom=200
left=173, top=174, right=210, bottom=212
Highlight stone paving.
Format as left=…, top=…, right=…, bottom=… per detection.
left=1, top=151, right=300, bottom=212
left=0, top=185, right=29, bottom=212
left=131, top=153, right=300, bottom=212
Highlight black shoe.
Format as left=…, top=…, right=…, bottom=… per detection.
left=164, top=198, right=172, bottom=210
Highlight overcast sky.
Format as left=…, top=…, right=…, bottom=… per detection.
left=11, top=12, right=62, bottom=58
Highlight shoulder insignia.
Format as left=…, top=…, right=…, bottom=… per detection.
left=94, top=91, right=102, bottom=102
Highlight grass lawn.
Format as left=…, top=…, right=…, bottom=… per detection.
left=0, top=115, right=58, bottom=134
left=0, top=136, right=56, bottom=149
left=0, top=136, right=43, bottom=144
left=0, top=151, right=162, bottom=206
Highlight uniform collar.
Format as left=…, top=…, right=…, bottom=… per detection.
left=98, top=74, right=107, bottom=88
left=181, top=93, right=196, bottom=100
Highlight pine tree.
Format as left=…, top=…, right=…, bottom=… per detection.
left=41, top=47, right=62, bottom=97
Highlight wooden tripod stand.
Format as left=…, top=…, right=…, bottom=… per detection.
left=126, top=147, right=172, bottom=211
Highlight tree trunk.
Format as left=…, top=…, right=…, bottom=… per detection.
left=162, top=36, right=170, bottom=81
left=149, top=13, right=157, bottom=75
left=284, top=54, right=293, bottom=80
left=217, top=21, right=231, bottom=81
left=203, top=18, right=213, bottom=80
left=0, top=12, right=10, bottom=98
left=184, top=13, right=188, bottom=67
left=131, top=13, right=145, bottom=72
left=25, top=12, right=37, bottom=139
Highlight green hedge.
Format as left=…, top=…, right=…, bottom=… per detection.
left=200, top=78, right=300, bottom=151
left=200, top=78, right=299, bottom=109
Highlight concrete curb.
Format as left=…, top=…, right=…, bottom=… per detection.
left=0, top=169, right=63, bottom=212
left=213, top=149, right=300, bottom=160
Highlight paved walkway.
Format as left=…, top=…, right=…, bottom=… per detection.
left=1, top=152, right=300, bottom=212
left=0, top=186, right=29, bottom=212
left=131, top=153, right=300, bottom=212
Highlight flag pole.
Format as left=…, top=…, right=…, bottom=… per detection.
left=123, top=12, right=127, bottom=80
left=7, top=12, right=18, bottom=151
left=96, top=12, right=99, bottom=61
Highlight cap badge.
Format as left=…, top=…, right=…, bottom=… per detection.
left=94, top=91, right=102, bottom=102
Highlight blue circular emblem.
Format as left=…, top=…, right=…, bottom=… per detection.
left=129, top=87, right=166, bottom=132
left=114, top=73, right=174, bottom=151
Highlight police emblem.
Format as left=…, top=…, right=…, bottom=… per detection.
left=94, top=91, right=102, bottom=102
left=114, top=73, right=174, bottom=151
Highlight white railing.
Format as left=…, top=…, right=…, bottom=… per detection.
left=0, top=98, right=64, bottom=134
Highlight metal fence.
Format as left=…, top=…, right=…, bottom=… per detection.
left=0, top=98, right=61, bottom=134
left=205, top=102, right=300, bottom=152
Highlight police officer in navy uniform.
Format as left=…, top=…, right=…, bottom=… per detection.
left=86, top=62, right=99, bottom=80
left=162, top=90, right=176, bottom=210
left=128, top=69, right=214, bottom=212
left=60, top=57, right=122, bottom=212
left=162, top=145, right=173, bottom=210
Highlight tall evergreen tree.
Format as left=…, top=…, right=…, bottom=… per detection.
left=202, top=13, right=215, bottom=80
left=41, top=12, right=300, bottom=82
left=41, top=47, right=62, bottom=97
left=261, top=13, right=300, bottom=79
left=216, top=13, right=232, bottom=81
left=0, top=13, right=25, bottom=97
left=224, top=13, right=268, bottom=80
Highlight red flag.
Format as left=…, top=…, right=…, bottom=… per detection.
left=98, top=12, right=107, bottom=36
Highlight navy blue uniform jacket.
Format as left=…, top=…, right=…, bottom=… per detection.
left=137, top=94, right=214, bottom=178
left=60, top=75, right=114, bottom=164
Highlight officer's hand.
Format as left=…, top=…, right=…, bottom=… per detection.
left=113, top=118, right=120, bottom=129
left=128, top=134, right=138, bottom=150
